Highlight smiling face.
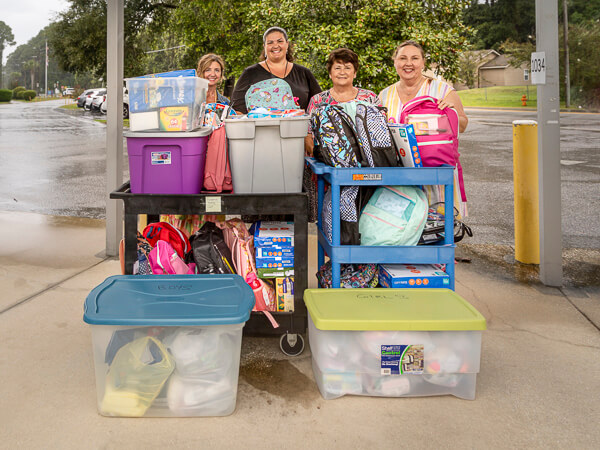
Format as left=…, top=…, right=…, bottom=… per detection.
left=203, top=61, right=223, bottom=88
left=264, top=31, right=289, bottom=63
left=394, top=45, right=425, bottom=82
left=329, top=60, right=357, bottom=89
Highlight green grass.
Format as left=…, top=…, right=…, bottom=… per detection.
left=60, top=103, right=80, bottom=110
left=457, top=86, right=537, bottom=108
left=94, top=118, right=130, bottom=128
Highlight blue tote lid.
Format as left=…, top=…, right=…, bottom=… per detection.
left=84, top=275, right=255, bottom=326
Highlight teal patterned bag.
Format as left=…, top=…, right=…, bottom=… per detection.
left=245, top=78, right=299, bottom=111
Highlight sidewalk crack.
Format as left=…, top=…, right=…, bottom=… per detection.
left=0, top=257, right=110, bottom=315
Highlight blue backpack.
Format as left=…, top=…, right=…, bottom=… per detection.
left=311, top=104, right=362, bottom=168
left=359, top=186, right=428, bottom=246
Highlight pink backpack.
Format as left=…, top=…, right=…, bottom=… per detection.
left=217, top=219, right=279, bottom=328
left=400, top=96, right=466, bottom=202
left=148, top=240, right=196, bottom=275
left=203, top=124, right=233, bottom=193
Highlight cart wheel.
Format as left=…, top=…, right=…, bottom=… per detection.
left=279, top=333, right=304, bottom=356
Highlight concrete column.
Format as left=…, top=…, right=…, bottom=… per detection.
left=106, top=0, right=124, bottom=256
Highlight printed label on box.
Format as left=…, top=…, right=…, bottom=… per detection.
left=151, top=151, right=172, bottom=165
left=256, top=246, right=294, bottom=258
left=276, top=276, right=294, bottom=312
left=381, top=345, right=424, bottom=375
left=159, top=106, right=189, bottom=131
left=257, top=267, right=294, bottom=278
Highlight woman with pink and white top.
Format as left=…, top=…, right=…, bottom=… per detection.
left=304, top=48, right=382, bottom=156
left=379, top=40, right=468, bottom=133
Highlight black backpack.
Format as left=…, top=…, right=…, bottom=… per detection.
left=188, top=222, right=236, bottom=274
left=354, top=103, right=400, bottom=167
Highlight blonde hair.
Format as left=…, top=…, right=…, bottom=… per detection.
left=197, top=53, right=225, bottom=79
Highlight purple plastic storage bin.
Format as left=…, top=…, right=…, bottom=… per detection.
left=125, top=129, right=211, bottom=194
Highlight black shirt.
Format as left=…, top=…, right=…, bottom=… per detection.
left=230, top=63, right=322, bottom=114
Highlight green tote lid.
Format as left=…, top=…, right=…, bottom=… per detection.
left=304, top=289, right=486, bottom=331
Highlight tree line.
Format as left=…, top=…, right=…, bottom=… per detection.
left=1, top=0, right=598, bottom=106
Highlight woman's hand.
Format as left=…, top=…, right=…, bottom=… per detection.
left=439, top=91, right=468, bottom=133
left=437, top=97, right=455, bottom=110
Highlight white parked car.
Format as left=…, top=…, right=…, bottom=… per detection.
left=63, top=87, right=75, bottom=96
left=100, top=87, right=129, bottom=119
left=84, top=89, right=105, bottom=111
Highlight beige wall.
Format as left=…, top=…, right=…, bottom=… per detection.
left=479, top=64, right=531, bottom=87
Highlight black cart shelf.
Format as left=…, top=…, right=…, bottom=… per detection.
left=110, top=182, right=309, bottom=355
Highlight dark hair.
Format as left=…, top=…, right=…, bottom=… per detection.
left=259, top=28, right=295, bottom=62
left=197, top=53, right=225, bottom=78
left=393, top=40, right=425, bottom=60
left=326, top=48, right=359, bottom=74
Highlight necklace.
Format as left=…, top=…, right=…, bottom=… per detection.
left=264, top=59, right=289, bottom=78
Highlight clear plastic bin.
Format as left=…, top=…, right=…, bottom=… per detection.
left=224, top=116, right=310, bottom=193
left=84, top=274, right=254, bottom=417
left=126, top=76, right=208, bottom=132
left=304, top=288, right=486, bottom=400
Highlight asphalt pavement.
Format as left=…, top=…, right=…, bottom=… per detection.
left=0, top=99, right=598, bottom=448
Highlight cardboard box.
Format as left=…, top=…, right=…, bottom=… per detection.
left=255, top=246, right=294, bottom=258
left=253, top=221, right=294, bottom=247
left=275, top=276, right=294, bottom=312
left=389, top=124, right=423, bottom=168
left=159, top=106, right=190, bottom=131
left=379, top=264, right=450, bottom=288
left=257, top=267, right=294, bottom=278
left=255, top=257, right=294, bottom=269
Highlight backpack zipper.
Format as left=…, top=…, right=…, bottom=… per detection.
left=417, top=140, right=454, bottom=146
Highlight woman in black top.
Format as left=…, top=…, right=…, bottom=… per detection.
left=230, top=26, right=322, bottom=114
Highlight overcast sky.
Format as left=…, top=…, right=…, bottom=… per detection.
left=2, top=0, right=69, bottom=64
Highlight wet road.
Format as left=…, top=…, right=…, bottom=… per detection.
left=0, top=99, right=598, bottom=250
left=460, top=107, right=600, bottom=249
left=0, top=99, right=128, bottom=218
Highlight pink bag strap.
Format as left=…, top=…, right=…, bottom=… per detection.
left=213, top=125, right=227, bottom=193
left=154, top=240, right=167, bottom=274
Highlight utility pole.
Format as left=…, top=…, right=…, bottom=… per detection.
left=535, top=0, right=563, bottom=286
left=45, top=40, right=48, bottom=97
left=563, top=0, right=570, bottom=108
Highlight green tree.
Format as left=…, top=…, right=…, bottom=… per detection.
left=457, top=51, right=479, bottom=88
left=49, top=0, right=177, bottom=79
left=499, top=38, right=535, bottom=68
left=0, top=21, right=16, bottom=89
left=562, top=20, right=600, bottom=108
left=4, top=27, right=78, bottom=93
left=463, top=0, right=535, bottom=49
left=170, top=0, right=261, bottom=78
left=243, top=0, right=472, bottom=92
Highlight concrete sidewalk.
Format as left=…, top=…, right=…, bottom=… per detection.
left=0, top=211, right=598, bottom=449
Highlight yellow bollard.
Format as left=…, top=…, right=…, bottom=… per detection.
left=512, top=120, right=540, bottom=264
